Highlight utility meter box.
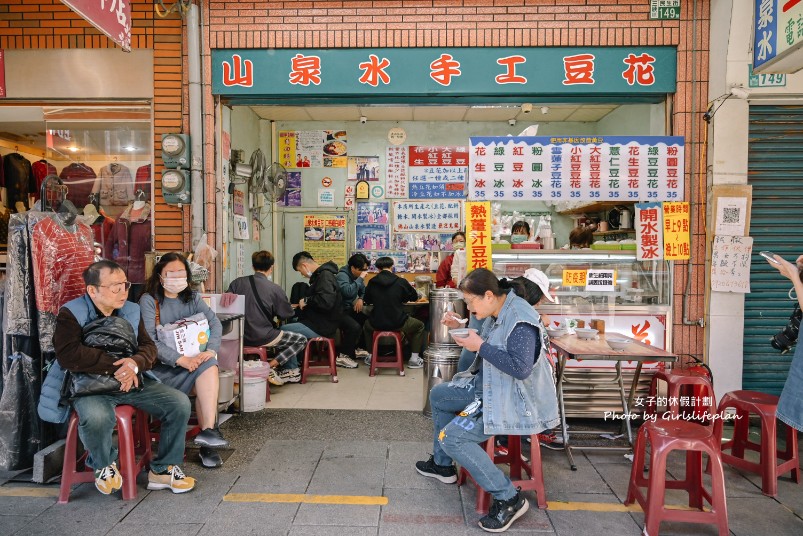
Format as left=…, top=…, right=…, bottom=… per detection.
left=161, top=169, right=191, bottom=205
left=161, top=133, right=190, bottom=169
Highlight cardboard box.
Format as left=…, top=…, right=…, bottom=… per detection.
left=200, top=293, right=245, bottom=315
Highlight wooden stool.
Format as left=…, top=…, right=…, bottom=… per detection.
left=243, top=346, right=271, bottom=401
left=714, top=390, right=801, bottom=497
left=302, top=337, right=338, bottom=383
left=646, top=369, right=716, bottom=423
left=625, top=420, right=728, bottom=536
left=457, top=434, right=547, bottom=513
left=369, top=331, right=405, bottom=377
left=59, top=405, right=152, bottom=503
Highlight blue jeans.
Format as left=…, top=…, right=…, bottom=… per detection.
left=72, top=379, right=191, bottom=474
left=428, top=382, right=517, bottom=501
left=281, top=322, right=320, bottom=341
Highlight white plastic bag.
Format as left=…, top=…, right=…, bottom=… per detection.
left=193, top=232, right=218, bottom=271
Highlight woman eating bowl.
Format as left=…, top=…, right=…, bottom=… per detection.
left=140, top=252, right=228, bottom=468
left=415, top=268, right=559, bottom=533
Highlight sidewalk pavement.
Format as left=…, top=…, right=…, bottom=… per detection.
left=0, top=409, right=801, bottom=535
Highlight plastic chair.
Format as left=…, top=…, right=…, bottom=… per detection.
left=59, top=405, right=152, bottom=503
left=646, top=369, right=716, bottom=423
left=243, top=346, right=271, bottom=401
left=301, top=337, right=338, bottom=383
left=625, top=420, right=729, bottom=536
left=369, top=331, right=405, bottom=377
left=714, top=390, right=800, bottom=497
left=457, top=434, right=547, bottom=513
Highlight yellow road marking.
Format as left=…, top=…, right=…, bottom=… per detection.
left=223, top=493, right=388, bottom=506
left=0, top=487, right=59, bottom=498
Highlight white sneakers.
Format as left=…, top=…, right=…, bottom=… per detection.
left=407, top=355, right=424, bottom=369
left=336, top=354, right=359, bottom=368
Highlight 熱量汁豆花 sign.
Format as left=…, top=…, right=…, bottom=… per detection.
left=469, top=136, right=684, bottom=203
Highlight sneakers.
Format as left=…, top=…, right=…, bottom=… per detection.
left=278, top=367, right=302, bottom=383
left=194, top=427, right=229, bottom=448
left=199, top=446, right=223, bottom=468
left=94, top=462, right=123, bottom=495
left=267, top=367, right=285, bottom=386
left=414, top=455, right=458, bottom=484
left=355, top=348, right=370, bottom=358
left=407, top=355, right=424, bottom=369
left=336, top=354, right=359, bottom=368
left=478, top=489, right=529, bottom=533
left=363, top=353, right=373, bottom=366
left=147, top=465, right=196, bottom=494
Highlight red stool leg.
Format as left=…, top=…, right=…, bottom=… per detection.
left=394, top=333, right=405, bottom=376
left=115, top=406, right=138, bottom=501
left=783, top=425, right=801, bottom=483
left=370, top=332, right=380, bottom=377
left=643, top=430, right=669, bottom=536
left=301, top=342, right=312, bottom=384
left=327, top=339, right=338, bottom=383
left=625, top=426, right=648, bottom=506
left=58, top=412, right=83, bottom=504
left=760, top=410, right=779, bottom=497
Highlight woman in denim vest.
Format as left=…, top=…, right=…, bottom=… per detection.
left=415, top=268, right=559, bottom=533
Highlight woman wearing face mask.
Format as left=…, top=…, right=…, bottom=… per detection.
left=139, top=252, right=228, bottom=468
left=435, top=231, right=466, bottom=288
left=510, top=220, right=531, bottom=244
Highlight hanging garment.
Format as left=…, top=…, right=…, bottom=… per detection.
left=5, top=213, right=35, bottom=337
left=98, top=163, right=134, bottom=206
left=3, top=153, right=33, bottom=212
left=105, top=203, right=151, bottom=284
left=135, top=163, right=151, bottom=199
left=59, top=163, right=98, bottom=209
left=0, top=209, right=9, bottom=248
left=31, top=160, right=57, bottom=201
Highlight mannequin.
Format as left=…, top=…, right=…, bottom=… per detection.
left=105, top=190, right=152, bottom=300
left=132, top=188, right=147, bottom=211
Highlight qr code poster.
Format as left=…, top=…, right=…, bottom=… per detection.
left=715, top=197, right=748, bottom=236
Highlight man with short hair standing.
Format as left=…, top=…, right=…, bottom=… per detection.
left=222, top=250, right=307, bottom=386
left=52, top=260, right=196, bottom=496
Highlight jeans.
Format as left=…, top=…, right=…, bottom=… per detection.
left=72, top=379, right=191, bottom=474
left=429, top=382, right=517, bottom=501
left=267, top=330, right=307, bottom=370
left=281, top=322, right=320, bottom=340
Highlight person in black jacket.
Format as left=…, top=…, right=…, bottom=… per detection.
left=283, top=251, right=361, bottom=369
left=363, top=256, right=426, bottom=368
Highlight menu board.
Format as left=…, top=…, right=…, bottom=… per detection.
left=279, top=130, right=348, bottom=169
left=303, top=214, right=347, bottom=266
left=469, top=136, right=684, bottom=202
left=711, top=235, right=753, bottom=294
left=409, top=146, right=469, bottom=199
left=392, top=201, right=462, bottom=232
left=386, top=146, right=409, bottom=198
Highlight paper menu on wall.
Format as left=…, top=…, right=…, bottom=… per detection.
left=710, top=235, right=753, bottom=293
left=714, top=197, right=748, bottom=236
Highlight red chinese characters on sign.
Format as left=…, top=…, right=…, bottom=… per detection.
left=409, top=146, right=470, bottom=167
left=622, top=53, right=657, bottom=86
left=61, top=0, right=131, bottom=51
left=562, top=53, right=596, bottom=85
left=430, top=54, right=462, bottom=86
left=636, top=203, right=663, bottom=261
left=466, top=202, right=492, bottom=271
left=495, top=55, right=527, bottom=84
left=358, top=54, right=391, bottom=87
left=289, top=54, right=322, bottom=86
left=222, top=54, right=254, bottom=87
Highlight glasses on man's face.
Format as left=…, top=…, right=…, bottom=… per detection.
left=97, top=281, right=132, bottom=294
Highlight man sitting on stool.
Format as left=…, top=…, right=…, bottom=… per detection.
left=363, top=256, right=425, bottom=368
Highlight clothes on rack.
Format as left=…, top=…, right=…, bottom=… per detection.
left=59, top=163, right=98, bottom=209
left=5, top=213, right=35, bottom=337
left=105, top=202, right=151, bottom=284
left=98, top=162, right=134, bottom=206
left=0, top=209, right=10, bottom=248
left=135, top=163, right=151, bottom=199
left=31, top=160, right=57, bottom=201
left=3, top=153, right=33, bottom=212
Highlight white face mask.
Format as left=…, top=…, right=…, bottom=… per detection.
left=453, top=242, right=465, bottom=250
left=162, top=276, right=188, bottom=294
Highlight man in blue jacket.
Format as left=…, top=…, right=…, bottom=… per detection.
left=52, top=260, right=196, bottom=496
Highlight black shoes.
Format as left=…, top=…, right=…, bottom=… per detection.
left=194, top=427, right=229, bottom=448
left=414, top=455, right=458, bottom=484
left=478, top=489, right=529, bottom=533
left=199, top=446, right=223, bottom=468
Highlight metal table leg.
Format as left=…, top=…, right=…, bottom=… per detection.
left=615, top=361, right=633, bottom=445
left=555, top=353, right=577, bottom=471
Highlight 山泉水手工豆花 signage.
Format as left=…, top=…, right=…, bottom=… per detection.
left=211, top=47, right=677, bottom=97
left=753, top=0, right=803, bottom=74
left=468, top=136, right=684, bottom=203
left=60, top=0, right=131, bottom=52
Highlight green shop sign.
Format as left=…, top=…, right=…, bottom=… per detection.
left=212, top=47, right=677, bottom=101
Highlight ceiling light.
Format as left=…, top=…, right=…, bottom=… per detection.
left=68, top=146, right=79, bottom=152
left=124, top=145, right=137, bottom=152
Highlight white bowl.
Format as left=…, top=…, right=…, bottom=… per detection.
left=449, top=328, right=478, bottom=339
left=606, top=337, right=632, bottom=351
left=546, top=327, right=567, bottom=338
left=575, top=328, right=599, bottom=340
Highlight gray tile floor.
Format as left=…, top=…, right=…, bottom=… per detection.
left=1, top=409, right=802, bottom=535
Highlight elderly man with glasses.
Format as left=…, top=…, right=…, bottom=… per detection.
left=51, top=260, right=197, bottom=496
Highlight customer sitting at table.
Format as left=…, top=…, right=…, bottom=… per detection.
left=363, top=256, right=426, bottom=369
left=415, top=268, right=559, bottom=533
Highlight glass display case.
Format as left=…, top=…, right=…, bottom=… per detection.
left=491, top=250, right=674, bottom=418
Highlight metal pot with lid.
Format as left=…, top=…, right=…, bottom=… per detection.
left=429, top=288, right=466, bottom=344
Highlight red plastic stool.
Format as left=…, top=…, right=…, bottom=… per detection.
left=646, top=369, right=716, bottom=423
left=243, top=346, right=271, bottom=401
left=369, top=331, right=405, bottom=377
left=59, top=405, right=152, bottom=503
left=457, top=434, right=547, bottom=513
left=302, top=337, right=338, bottom=384
left=713, top=390, right=800, bottom=497
left=625, top=420, right=729, bottom=536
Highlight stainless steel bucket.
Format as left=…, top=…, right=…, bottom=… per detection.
left=422, top=344, right=462, bottom=417
left=429, top=288, right=466, bottom=344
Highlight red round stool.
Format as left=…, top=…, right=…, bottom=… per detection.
left=243, top=346, right=271, bottom=401
left=625, top=420, right=729, bottom=536
left=646, top=369, right=716, bottom=423
left=456, top=434, right=547, bottom=513
left=369, top=331, right=405, bottom=377
left=713, top=390, right=801, bottom=497
left=302, top=337, right=338, bottom=384
left=59, top=405, right=152, bottom=503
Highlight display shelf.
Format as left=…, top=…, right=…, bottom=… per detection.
left=557, top=201, right=629, bottom=215
left=593, top=229, right=635, bottom=236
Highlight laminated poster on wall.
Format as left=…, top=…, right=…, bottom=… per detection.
left=354, top=250, right=408, bottom=273
left=279, top=130, right=348, bottom=169
left=317, top=188, right=335, bottom=207
left=304, top=214, right=347, bottom=267
left=386, top=146, right=409, bottom=198
left=233, top=214, right=249, bottom=240
left=408, top=145, right=469, bottom=199
left=355, top=224, right=390, bottom=250
left=356, top=202, right=389, bottom=224
left=392, top=200, right=462, bottom=233
left=236, top=243, right=244, bottom=277
left=348, top=156, right=380, bottom=181
left=710, top=235, right=753, bottom=294
left=278, top=171, right=302, bottom=207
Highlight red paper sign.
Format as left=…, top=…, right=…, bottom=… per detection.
left=60, top=0, right=132, bottom=52
left=408, top=146, right=469, bottom=167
